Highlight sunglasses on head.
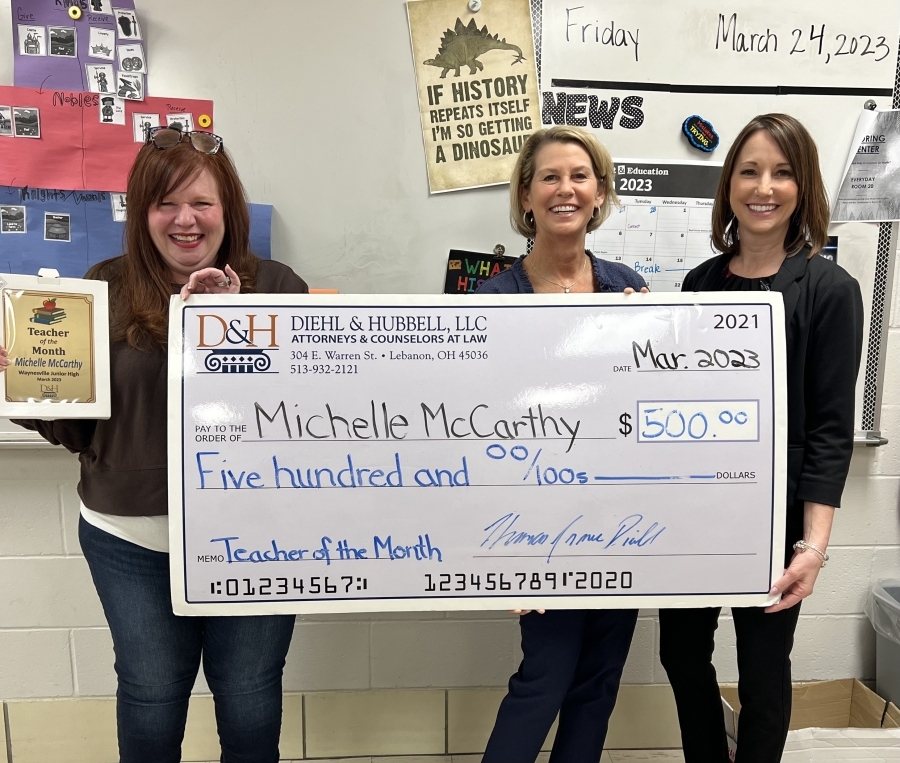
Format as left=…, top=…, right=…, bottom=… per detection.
left=145, top=125, right=223, bottom=155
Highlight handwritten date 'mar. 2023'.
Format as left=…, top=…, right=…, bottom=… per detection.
left=167, top=293, right=786, bottom=615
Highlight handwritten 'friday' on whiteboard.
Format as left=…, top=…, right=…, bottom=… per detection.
left=168, top=293, right=787, bottom=615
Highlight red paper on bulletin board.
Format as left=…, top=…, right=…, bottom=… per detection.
left=0, top=85, right=214, bottom=192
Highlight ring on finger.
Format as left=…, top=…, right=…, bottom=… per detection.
left=216, top=276, right=232, bottom=288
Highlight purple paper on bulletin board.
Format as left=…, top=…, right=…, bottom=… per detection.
left=0, top=186, right=273, bottom=278
left=12, top=0, right=139, bottom=93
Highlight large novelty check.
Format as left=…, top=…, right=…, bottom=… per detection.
left=168, top=293, right=786, bottom=615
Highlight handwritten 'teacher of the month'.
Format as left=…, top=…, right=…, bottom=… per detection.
left=199, top=509, right=667, bottom=567
left=195, top=509, right=667, bottom=571
left=206, top=533, right=443, bottom=566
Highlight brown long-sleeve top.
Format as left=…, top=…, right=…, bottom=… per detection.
left=14, top=257, right=309, bottom=516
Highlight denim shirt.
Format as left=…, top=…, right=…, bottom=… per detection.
left=475, top=251, right=647, bottom=294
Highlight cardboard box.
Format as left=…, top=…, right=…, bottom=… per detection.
left=722, top=679, right=900, bottom=761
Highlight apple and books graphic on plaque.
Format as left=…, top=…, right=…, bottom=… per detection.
left=31, top=297, right=66, bottom=325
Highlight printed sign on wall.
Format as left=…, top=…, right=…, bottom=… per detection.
left=408, top=0, right=542, bottom=192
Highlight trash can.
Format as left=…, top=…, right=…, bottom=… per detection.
left=867, top=580, right=900, bottom=706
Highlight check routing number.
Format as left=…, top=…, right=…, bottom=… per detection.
left=168, top=293, right=787, bottom=615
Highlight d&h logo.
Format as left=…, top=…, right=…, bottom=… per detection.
left=196, top=313, right=278, bottom=373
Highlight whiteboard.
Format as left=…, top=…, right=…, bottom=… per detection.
left=539, top=0, right=899, bottom=196
left=168, top=292, right=786, bottom=615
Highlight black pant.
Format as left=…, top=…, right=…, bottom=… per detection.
left=659, top=604, right=801, bottom=763
left=482, top=608, right=638, bottom=763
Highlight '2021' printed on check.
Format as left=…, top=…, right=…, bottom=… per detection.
left=168, top=293, right=787, bottom=615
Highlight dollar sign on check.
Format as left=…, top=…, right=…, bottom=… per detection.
left=619, top=413, right=632, bottom=436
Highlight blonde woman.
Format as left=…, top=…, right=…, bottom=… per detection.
left=478, top=126, right=646, bottom=763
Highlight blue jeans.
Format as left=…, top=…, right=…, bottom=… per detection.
left=482, top=608, right=638, bottom=763
left=79, top=517, right=296, bottom=763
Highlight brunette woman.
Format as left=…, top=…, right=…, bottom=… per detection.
left=659, top=114, right=863, bottom=762
left=2, top=128, right=308, bottom=763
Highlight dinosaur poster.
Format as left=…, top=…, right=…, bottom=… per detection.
left=407, top=0, right=541, bottom=193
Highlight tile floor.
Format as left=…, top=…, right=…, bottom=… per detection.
left=198, top=753, right=686, bottom=762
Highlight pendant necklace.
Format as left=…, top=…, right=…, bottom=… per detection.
left=530, top=253, right=588, bottom=293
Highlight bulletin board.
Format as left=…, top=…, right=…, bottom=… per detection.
left=0, top=0, right=898, bottom=442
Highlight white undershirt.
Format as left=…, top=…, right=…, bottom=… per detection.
left=80, top=502, right=169, bottom=553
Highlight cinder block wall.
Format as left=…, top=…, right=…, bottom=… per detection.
left=3, top=427, right=896, bottom=699
left=2, top=264, right=899, bottom=759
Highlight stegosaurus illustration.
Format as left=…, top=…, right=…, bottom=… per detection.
left=424, top=18, right=525, bottom=78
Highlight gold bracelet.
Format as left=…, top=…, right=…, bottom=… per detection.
left=793, top=539, right=829, bottom=567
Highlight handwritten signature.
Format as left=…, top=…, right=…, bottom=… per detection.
left=481, top=512, right=665, bottom=562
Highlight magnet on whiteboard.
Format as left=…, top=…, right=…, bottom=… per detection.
left=863, top=100, right=877, bottom=111
left=493, top=244, right=505, bottom=256
left=682, top=115, right=719, bottom=153
left=68, top=5, right=82, bottom=19
left=198, top=114, right=212, bottom=128
left=468, top=0, right=482, bottom=11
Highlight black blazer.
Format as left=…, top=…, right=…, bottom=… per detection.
left=683, top=250, right=864, bottom=530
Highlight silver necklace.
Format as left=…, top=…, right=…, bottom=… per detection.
left=530, top=254, right=588, bottom=293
